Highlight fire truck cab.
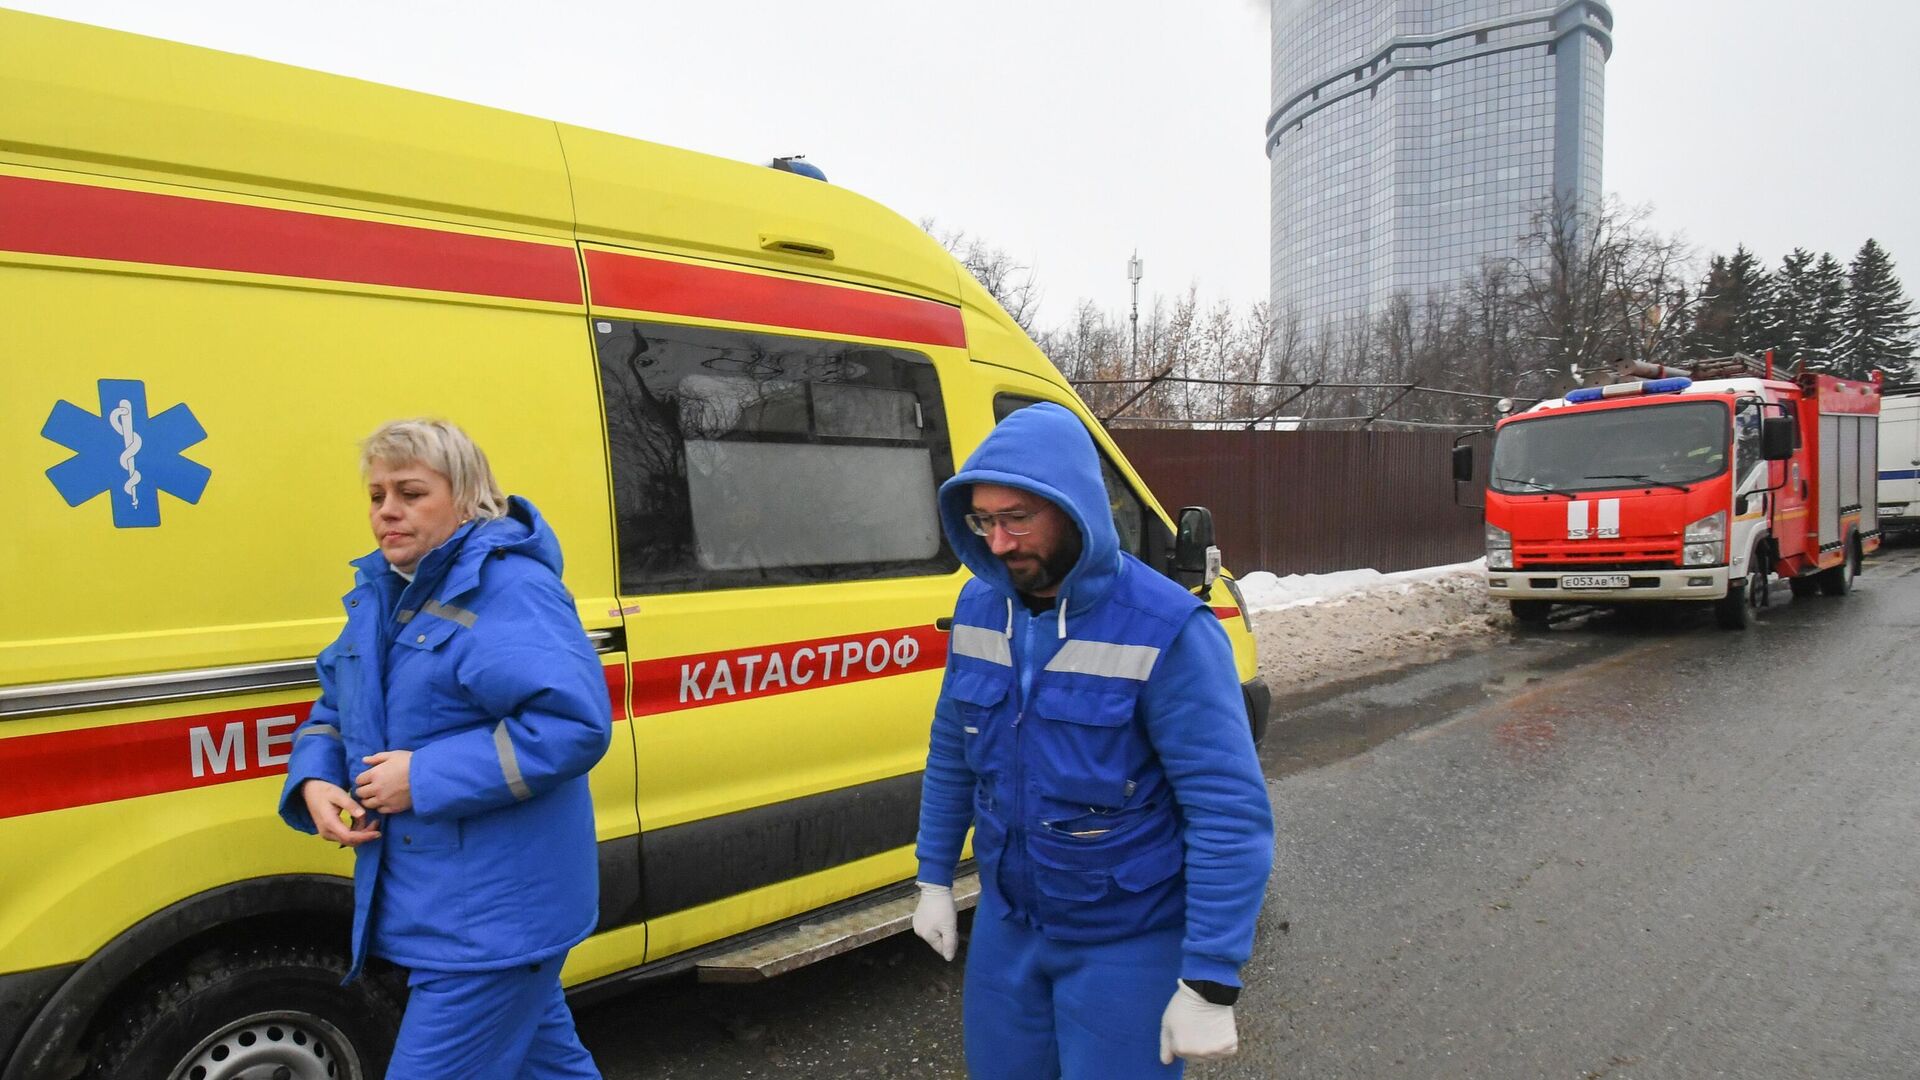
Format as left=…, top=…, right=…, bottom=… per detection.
left=1462, top=364, right=1883, bottom=630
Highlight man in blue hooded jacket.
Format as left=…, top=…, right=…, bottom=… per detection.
left=911, top=402, right=1274, bottom=1078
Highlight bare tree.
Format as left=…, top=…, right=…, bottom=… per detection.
left=1505, top=193, right=1695, bottom=387
left=921, top=218, right=1043, bottom=337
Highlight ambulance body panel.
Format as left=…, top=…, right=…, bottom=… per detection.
left=0, top=7, right=575, bottom=235
left=0, top=10, right=1266, bottom=1076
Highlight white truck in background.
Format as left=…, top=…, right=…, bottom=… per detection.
left=1880, top=388, right=1920, bottom=537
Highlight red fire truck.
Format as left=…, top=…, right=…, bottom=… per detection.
left=1456, top=358, right=1883, bottom=630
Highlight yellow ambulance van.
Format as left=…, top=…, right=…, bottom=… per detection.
left=0, top=10, right=1270, bottom=1078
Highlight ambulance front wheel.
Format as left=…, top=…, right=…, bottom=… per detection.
left=89, top=942, right=400, bottom=1080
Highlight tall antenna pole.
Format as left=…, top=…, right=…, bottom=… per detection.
left=1127, top=251, right=1144, bottom=366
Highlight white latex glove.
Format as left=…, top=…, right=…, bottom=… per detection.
left=911, top=882, right=958, bottom=961
left=1159, top=982, right=1239, bottom=1064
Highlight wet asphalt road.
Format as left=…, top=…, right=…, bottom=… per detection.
left=577, top=543, right=1920, bottom=1078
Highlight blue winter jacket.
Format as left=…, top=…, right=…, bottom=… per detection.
left=278, top=496, right=611, bottom=976
left=914, top=403, right=1273, bottom=986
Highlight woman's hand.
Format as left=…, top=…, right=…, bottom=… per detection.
left=355, top=750, right=414, bottom=815
left=300, top=779, right=382, bottom=847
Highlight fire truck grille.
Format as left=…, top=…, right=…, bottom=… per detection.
left=1514, top=542, right=1680, bottom=570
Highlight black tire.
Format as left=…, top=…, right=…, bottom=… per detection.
left=1817, top=535, right=1860, bottom=596
left=1509, top=599, right=1553, bottom=628
left=1714, top=548, right=1767, bottom=630
left=89, top=943, right=400, bottom=1080
left=1788, top=575, right=1820, bottom=598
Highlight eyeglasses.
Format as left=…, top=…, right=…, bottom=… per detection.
left=964, top=510, right=1038, bottom=537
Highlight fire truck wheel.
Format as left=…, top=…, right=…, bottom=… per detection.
left=1508, top=600, right=1553, bottom=628
left=1788, top=575, right=1820, bottom=599
left=1713, top=564, right=1762, bottom=631
left=1817, top=536, right=1859, bottom=596
left=88, top=942, right=399, bottom=1080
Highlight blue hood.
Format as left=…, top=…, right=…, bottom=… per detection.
left=938, top=403, right=1119, bottom=616
left=351, top=495, right=563, bottom=598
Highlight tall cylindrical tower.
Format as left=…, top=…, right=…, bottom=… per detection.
left=1268, top=0, right=1613, bottom=338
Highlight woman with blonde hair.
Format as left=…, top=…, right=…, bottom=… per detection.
left=278, top=418, right=609, bottom=1079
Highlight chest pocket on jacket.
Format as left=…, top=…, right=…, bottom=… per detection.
left=1029, top=684, right=1144, bottom=808
left=948, top=668, right=1011, bottom=772
left=396, top=612, right=462, bottom=653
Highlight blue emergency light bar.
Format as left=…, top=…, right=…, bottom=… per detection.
left=1565, top=377, right=1691, bottom=404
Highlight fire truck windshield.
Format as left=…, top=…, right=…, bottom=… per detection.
left=1491, top=400, right=1730, bottom=495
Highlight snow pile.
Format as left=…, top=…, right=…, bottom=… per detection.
left=1238, top=559, right=1501, bottom=693
left=1236, top=559, right=1486, bottom=613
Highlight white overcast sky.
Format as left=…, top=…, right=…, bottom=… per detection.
left=10, top=1, right=1918, bottom=324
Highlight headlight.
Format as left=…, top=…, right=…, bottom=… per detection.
left=1682, top=511, right=1726, bottom=567
left=1486, top=522, right=1514, bottom=569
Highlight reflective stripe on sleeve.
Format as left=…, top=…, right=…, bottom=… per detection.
left=1044, top=640, right=1160, bottom=681
left=494, top=721, right=532, bottom=801
left=950, top=624, right=1013, bottom=667
left=297, top=723, right=342, bottom=741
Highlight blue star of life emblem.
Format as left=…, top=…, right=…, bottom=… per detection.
left=42, top=379, right=211, bottom=529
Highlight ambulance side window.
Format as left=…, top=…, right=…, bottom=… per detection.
left=596, top=320, right=958, bottom=594
left=993, top=394, right=1149, bottom=559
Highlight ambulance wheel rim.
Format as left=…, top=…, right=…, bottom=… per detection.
left=169, top=1011, right=360, bottom=1080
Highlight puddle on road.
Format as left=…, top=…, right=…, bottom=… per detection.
left=1259, top=632, right=1627, bottom=778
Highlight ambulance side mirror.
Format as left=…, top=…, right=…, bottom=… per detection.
left=1452, top=445, right=1474, bottom=482
left=1761, top=417, right=1794, bottom=460
left=1175, top=506, right=1221, bottom=588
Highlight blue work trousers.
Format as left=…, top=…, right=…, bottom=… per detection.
left=386, top=955, right=600, bottom=1080
left=963, top=876, right=1185, bottom=1079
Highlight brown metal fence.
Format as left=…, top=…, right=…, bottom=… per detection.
left=1109, top=429, right=1487, bottom=576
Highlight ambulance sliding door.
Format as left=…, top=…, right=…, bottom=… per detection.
left=581, top=245, right=967, bottom=962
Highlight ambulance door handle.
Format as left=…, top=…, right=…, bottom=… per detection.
left=760, top=233, right=835, bottom=260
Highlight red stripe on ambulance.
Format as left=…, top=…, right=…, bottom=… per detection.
left=0, top=174, right=584, bottom=304
left=0, top=702, right=311, bottom=820
left=0, top=663, right=630, bottom=819
left=583, top=248, right=967, bottom=349
left=630, top=624, right=949, bottom=717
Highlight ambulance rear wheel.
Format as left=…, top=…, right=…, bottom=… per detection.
left=1509, top=600, right=1553, bottom=628
left=89, top=942, right=399, bottom=1080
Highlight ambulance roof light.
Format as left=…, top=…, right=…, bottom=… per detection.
left=1564, top=377, right=1691, bottom=404
left=768, top=155, right=828, bottom=182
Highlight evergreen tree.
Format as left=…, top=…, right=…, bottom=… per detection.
left=1841, top=239, right=1918, bottom=381
left=1801, top=253, right=1849, bottom=373
left=1766, top=248, right=1815, bottom=365
left=1690, top=245, right=1773, bottom=358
